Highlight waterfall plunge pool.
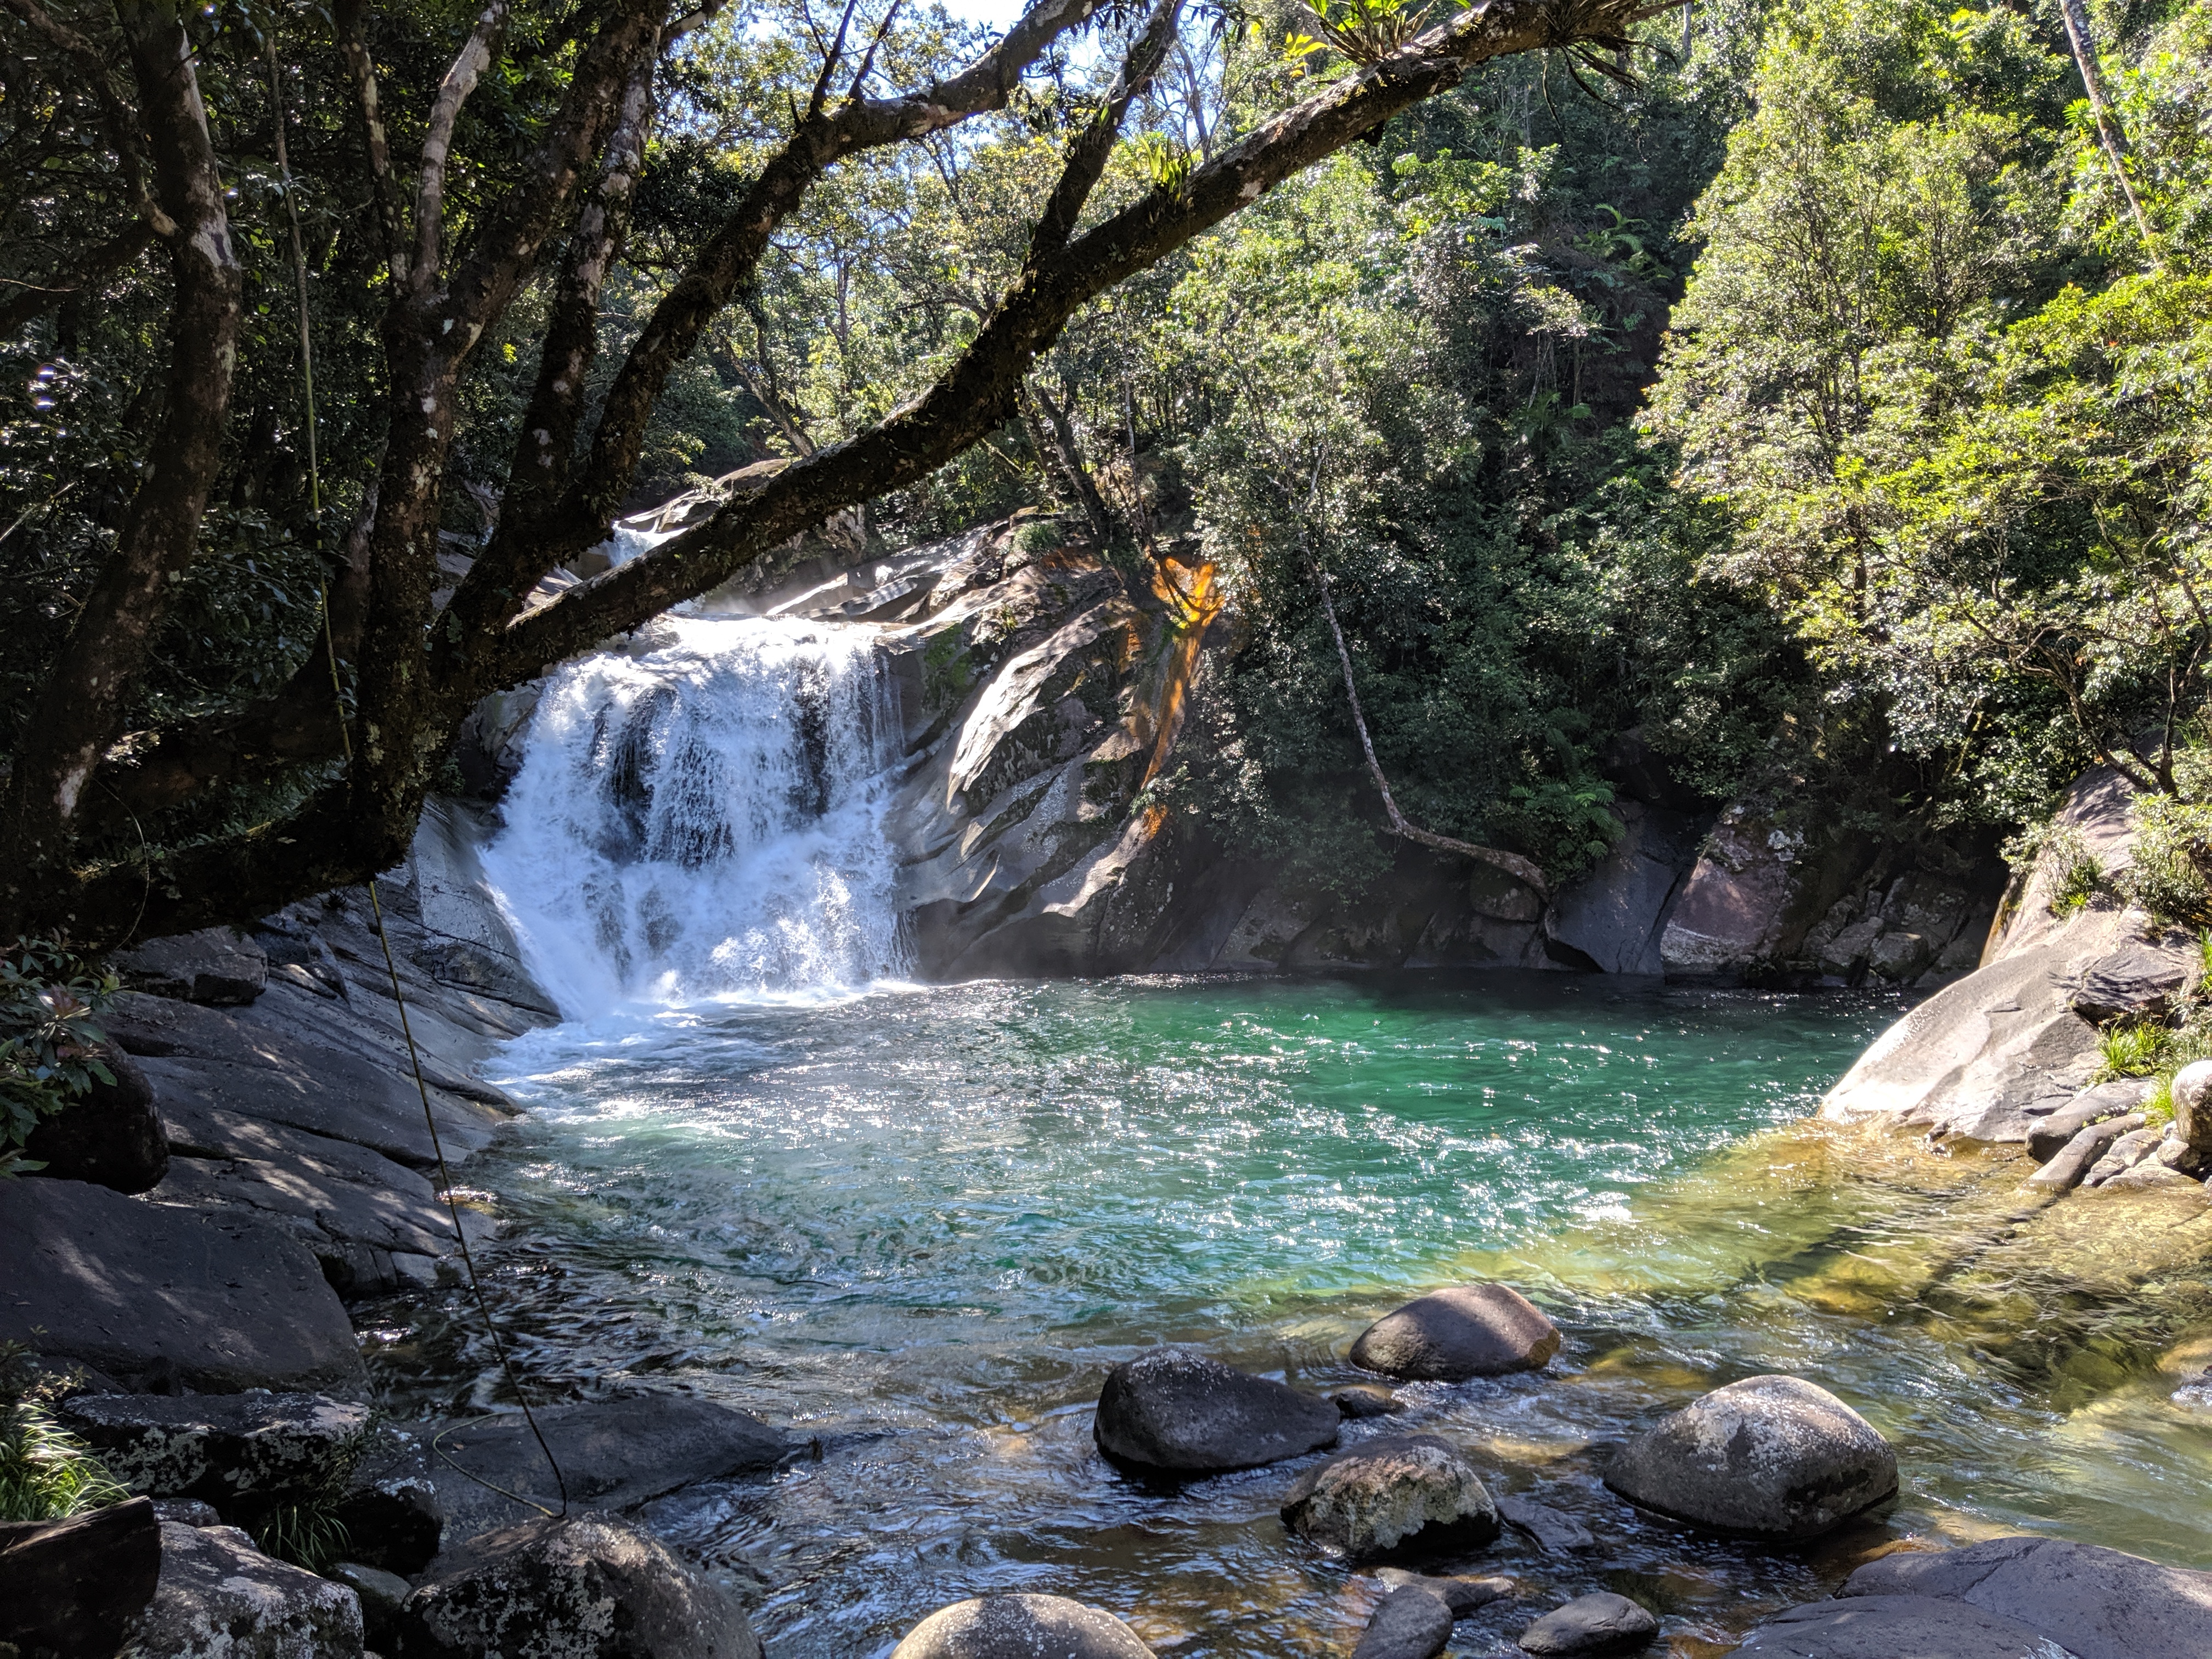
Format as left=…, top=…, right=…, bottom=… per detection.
left=364, top=973, right=2212, bottom=1658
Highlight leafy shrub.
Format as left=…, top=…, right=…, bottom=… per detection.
left=2017, top=823, right=2104, bottom=916
left=2, top=940, right=118, bottom=1175
left=0, top=1343, right=126, bottom=1521
left=1011, top=517, right=1066, bottom=557
left=2122, top=794, right=2212, bottom=927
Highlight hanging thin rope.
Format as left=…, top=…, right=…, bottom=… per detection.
left=266, top=33, right=567, bottom=1519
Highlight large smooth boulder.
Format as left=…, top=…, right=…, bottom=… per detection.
left=1350, top=1285, right=1560, bottom=1382
left=1093, top=1348, right=1339, bottom=1474
left=889, top=1593, right=1152, bottom=1659
left=1517, top=1593, right=1659, bottom=1657
left=59, top=1392, right=371, bottom=1510
left=422, top=1394, right=787, bottom=1544
left=22, top=1048, right=168, bottom=1193
left=1604, top=1375, right=1897, bottom=1540
left=0, top=1178, right=365, bottom=1394
left=1352, top=1585, right=1454, bottom=1659
left=395, top=1512, right=759, bottom=1659
left=2069, top=940, right=2194, bottom=1022
left=121, top=1520, right=363, bottom=1659
left=1727, top=1594, right=2081, bottom=1657
left=1280, top=1434, right=1499, bottom=1561
left=1842, top=1534, right=2212, bottom=1659
left=0, top=1497, right=162, bottom=1659
left=2172, top=1059, right=2212, bottom=1163
left=114, top=929, right=268, bottom=1006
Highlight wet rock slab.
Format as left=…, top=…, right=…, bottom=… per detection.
left=1840, top=1534, right=2212, bottom=1659
left=1350, top=1284, right=1560, bottom=1381
left=425, top=1393, right=788, bottom=1543
left=1727, top=1594, right=2068, bottom=1658
left=0, top=1178, right=364, bottom=1394
left=889, top=1593, right=1153, bottom=1659
left=1604, top=1375, right=1896, bottom=1540
left=1093, top=1347, right=1340, bottom=1474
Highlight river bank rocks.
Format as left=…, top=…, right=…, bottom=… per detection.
left=20, top=1046, right=168, bottom=1193
left=1516, top=1592, right=1660, bottom=1657
left=58, top=1392, right=370, bottom=1513
left=888, top=1594, right=1154, bottom=1659
left=0, top=1497, right=163, bottom=1659
left=1351, top=1585, right=1455, bottom=1659
left=394, top=1512, right=760, bottom=1659
left=1350, top=1285, right=1560, bottom=1381
left=1093, top=1348, right=1340, bottom=1473
left=127, top=1520, right=364, bottom=1659
left=1728, top=1534, right=2212, bottom=1658
left=1604, top=1376, right=1897, bottom=1540
left=1281, top=1434, right=1500, bottom=1561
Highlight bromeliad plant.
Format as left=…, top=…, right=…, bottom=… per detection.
left=1, top=939, right=118, bottom=1176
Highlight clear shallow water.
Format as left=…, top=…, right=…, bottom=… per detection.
left=366, top=972, right=2212, bottom=1658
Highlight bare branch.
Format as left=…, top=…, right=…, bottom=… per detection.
left=334, top=0, right=409, bottom=282
left=413, top=1, right=512, bottom=289
left=0, top=221, right=154, bottom=335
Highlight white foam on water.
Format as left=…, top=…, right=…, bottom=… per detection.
left=482, top=616, right=909, bottom=1014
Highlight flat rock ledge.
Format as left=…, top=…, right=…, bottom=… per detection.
left=1093, top=1347, right=1340, bottom=1474
left=1281, top=1434, right=1500, bottom=1562
left=1605, top=1375, right=1897, bottom=1541
left=889, top=1594, right=1154, bottom=1659
left=1350, top=1285, right=1560, bottom=1382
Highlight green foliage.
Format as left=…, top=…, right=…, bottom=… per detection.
left=2094, top=1016, right=2171, bottom=1080
left=1011, top=517, right=1067, bottom=556
left=1, top=940, right=116, bottom=1176
left=0, top=1343, right=127, bottom=1521
left=2123, top=793, right=2212, bottom=925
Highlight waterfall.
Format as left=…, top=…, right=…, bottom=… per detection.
left=482, top=617, right=909, bottom=1011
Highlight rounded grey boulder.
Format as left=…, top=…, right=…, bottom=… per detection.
left=395, top=1511, right=760, bottom=1659
left=1350, top=1285, right=1560, bottom=1382
left=1351, top=1586, right=1454, bottom=1659
left=889, top=1593, right=1152, bottom=1659
left=1604, top=1375, right=1897, bottom=1541
left=1093, top=1347, right=1339, bottom=1473
left=1281, top=1433, right=1500, bottom=1561
left=1517, top=1592, right=1658, bottom=1656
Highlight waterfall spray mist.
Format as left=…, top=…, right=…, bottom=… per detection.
left=483, top=617, right=909, bottom=1010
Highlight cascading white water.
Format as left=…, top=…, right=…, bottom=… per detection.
left=481, top=616, right=909, bottom=1011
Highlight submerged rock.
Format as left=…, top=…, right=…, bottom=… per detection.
left=1349, top=1285, right=1561, bottom=1381
left=123, top=1520, right=363, bottom=1659
left=1603, top=1375, right=1897, bottom=1540
left=1333, top=1385, right=1404, bottom=1419
left=60, top=1392, right=371, bottom=1510
left=396, top=1512, right=759, bottom=1659
left=1281, top=1434, right=1500, bottom=1561
left=889, top=1593, right=1152, bottom=1659
left=1727, top=1593, right=2073, bottom=1657
left=1496, top=1493, right=1596, bottom=1552
left=1370, top=1568, right=1511, bottom=1613
left=1841, top=1534, right=2212, bottom=1659
left=1093, top=1348, right=1340, bottom=1473
left=1352, top=1585, right=1454, bottom=1659
left=1517, top=1593, right=1659, bottom=1656
left=0, top=1497, right=162, bottom=1659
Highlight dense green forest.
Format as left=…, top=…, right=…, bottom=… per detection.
left=3, top=0, right=2208, bottom=919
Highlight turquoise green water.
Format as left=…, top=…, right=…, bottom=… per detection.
left=368, top=972, right=2212, bottom=1658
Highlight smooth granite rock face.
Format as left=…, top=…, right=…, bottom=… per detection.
left=1281, top=1434, right=1500, bottom=1561
left=1352, top=1586, right=1455, bottom=1659
left=421, top=1394, right=789, bottom=1544
left=121, top=1521, right=363, bottom=1659
left=0, top=1178, right=365, bottom=1394
left=396, top=1512, right=760, bottom=1659
left=1350, top=1285, right=1561, bottom=1382
left=1517, top=1593, right=1660, bottom=1657
left=1726, top=1594, right=2080, bottom=1658
left=888, top=1593, right=1154, bottom=1659
left=114, top=929, right=269, bottom=1006
left=0, top=1497, right=163, bottom=1659
left=1841, top=1534, right=2212, bottom=1659
left=1093, top=1348, right=1340, bottom=1473
left=60, top=1392, right=371, bottom=1509
left=1604, top=1375, right=1897, bottom=1540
